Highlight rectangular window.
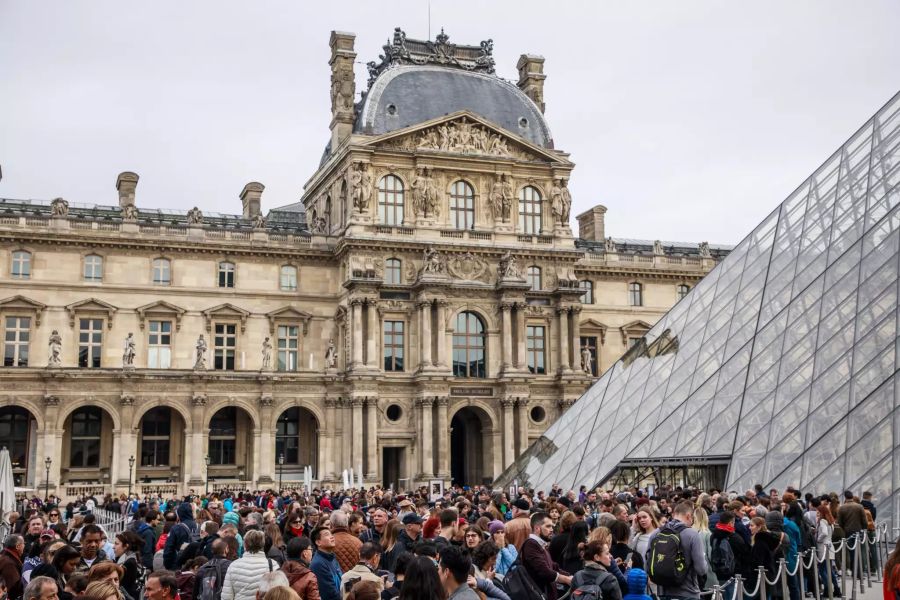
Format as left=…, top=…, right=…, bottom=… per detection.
left=280, top=266, right=297, bottom=291
left=526, top=325, right=546, bottom=374
left=580, top=335, right=598, bottom=376
left=209, top=439, right=236, bottom=465
left=11, top=252, right=31, bottom=280
left=214, top=323, right=236, bottom=370
left=78, top=318, right=103, bottom=368
left=628, top=337, right=642, bottom=348
left=140, top=409, right=171, bottom=467
left=83, top=255, right=103, bottom=282
left=70, top=408, right=101, bottom=468
left=147, top=320, right=172, bottom=369
left=277, top=325, right=299, bottom=371
left=3, top=316, right=30, bottom=367
left=152, top=259, right=171, bottom=285
left=580, top=280, right=594, bottom=304
left=383, top=320, right=405, bottom=372
left=218, top=262, right=235, bottom=288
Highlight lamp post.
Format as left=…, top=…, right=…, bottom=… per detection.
left=278, top=453, right=284, bottom=493
left=204, top=455, right=210, bottom=496
left=43, top=457, right=52, bottom=502
left=127, top=455, right=135, bottom=499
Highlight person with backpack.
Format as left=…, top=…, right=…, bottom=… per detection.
left=221, top=530, right=280, bottom=600
left=518, top=511, right=572, bottom=600
left=645, top=500, right=707, bottom=600
left=569, top=541, right=622, bottom=600
left=193, top=538, right=234, bottom=600
left=136, top=512, right=159, bottom=571
left=709, top=511, right=750, bottom=600
left=163, top=503, right=199, bottom=571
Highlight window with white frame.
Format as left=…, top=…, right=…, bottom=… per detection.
left=527, top=325, right=546, bottom=374
left=280, top=265, right=298, bottom=291
left=218, top=262, right=235, bottom=288
left=214, top=323, right=236, bottom=370
left=147, top=320, right=172, bottom=368
left=518, top=186, right=542, bottom=234
left=83, top=255, right=103, bottom=282
left=152, top=258, right=171, bottom=285
left=78, top=318, right=103, bottom=368
left=628, top=282, right=643, bottom=306
left=277, top=325, right=299, bottom=371
left=580, top=280, right=594, bottom=304
left=3, top=316, right=30, bottom=367
left=450, top=180, right=475, bottom=229
left=11, top=251, right=31, bottom=280
left=527, top=266, right=542, bottom=291
left=385, top=259, right=402, bottom=284
left=378, top=175, right=405, bottom=225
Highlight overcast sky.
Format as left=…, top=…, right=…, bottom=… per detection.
left=1, top=1, right=897, bottom=244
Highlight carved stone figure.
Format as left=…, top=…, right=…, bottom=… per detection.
left=581, top=345, right=593, bottom=374
left=411, top=168, right=427, bottom=216
left=604, top=237, right=617, bottom=252
left=194, top=334, right=208, bottom=370
left=498, top=250, right=520, bottom=279
left=48, top=330, right=62, bottom=367
left=424, top=171, right=440, bottom=218
left=330, top=70, right=354, bottom=113
left=550, top=179, right=564, bottom=224
left=422, top=246, right=446, bottom=274
left=187, top=207, right=204, bottom=225
left=261, top=336, right=272, bottom=370
left=252, top=213, right=267, bottom=229
left=312, top=216, right=328, bottom=234
left=447, top=252, right=490, bottom=283
left=325, top=339, right=337, bottom=369
left=349, top=163, right=372, bottom=213
left=500, top=175, right=514, bottom=221
left=699, top=241, right=711, bottom=258
left=559, top=178, right=572, bottom=222
left=121, top=204, right=138, bottom=222
left=122, top=333, right=136, bottom=368
left=653, top=240, right=664, bottom=255
left=51, top=197, right=69, bottom=217
left=403, top=118, right=522, bottom=159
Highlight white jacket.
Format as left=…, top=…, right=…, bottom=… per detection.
left=220, top=551, right=277, bottom=600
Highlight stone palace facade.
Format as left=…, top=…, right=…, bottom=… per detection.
left=0, top=29, right=727, bottom=498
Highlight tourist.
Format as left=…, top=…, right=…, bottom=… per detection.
left=645, top=500, right=706, bottom=600
left=255, top=572, right=292, bottom=600
left=221, top=530, right=280, bottom=600
left=76, top=526, right=107, bottom=575
left=709, top=511, right=750, bottom=600
left=432, top=509, right=459, bottom=554
left=23, top=576, right=59, bottom=600
left=0, top=535, right=25, bottom=600
left=163, top=504, right=198, bottom=571
left=136, top=511, right=159, bottom=570
left=748, top=517, right=779, bottom=598
left=144, top=571, right=179, bottom=600
left=338, top=542, right=383, bottom=599
left=548, top=511, right=577, bottom=564
left=503, top=499, right=532, bottom=552
left=263, top=586, right=300, bottom=600
left=309, top=527, right=342, bottom=600
left=376, top=522, right=401, bottom=574
left=462, top=526, right=482, bottom=554
left=386, top=516, right=420, bottom=570
left=560, top=520, right=589, bottom=575
left=265, top=523, right=287, bottom=566
left=280, top=537, right=319, bottom=600
left=629, top=508, right=659, bottom=563
left=469, top=541, right=510, bottom=600
left=486, top=521, right=515, bottom=579
left=691, top=507, right=716, bottom=591
left=437, top=546, right=477, bottom=600
left=815, top=504, right=841, bottom=597
left=110, top=531, right=143, bottom=600
left=521, top=511, right=572, bottom=600
left=358, top=509, right=387, bottom=547
left=330, top=512, right=361, bottom=574
left=570, top=541, right=622, bottom=600
left=193, top=538, right=234, bottom=600
left=380, top=551, right=409, bottom=599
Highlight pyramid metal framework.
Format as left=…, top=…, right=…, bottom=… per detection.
left=498, top=91, right=900, bottom=520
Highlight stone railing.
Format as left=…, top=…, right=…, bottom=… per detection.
left=211, top=481, right=252, bottom=493
left=137, top=483, right=180, bottom=497
left=62, top=484, right=107, bottom=499
left=581, top=251, right=714, bottom=269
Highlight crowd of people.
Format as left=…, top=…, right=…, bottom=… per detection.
left=0, top=482, right=891, bottom=600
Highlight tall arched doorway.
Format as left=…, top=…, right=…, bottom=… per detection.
left=275, top=407, right=318, bottom=478
left=138, top=407, right=185, bottom=483
left=208, top=407, right=255, bottom=482
left=450, top=407, right=493, bottom=486
left=0, top=407, right=37, bottom=486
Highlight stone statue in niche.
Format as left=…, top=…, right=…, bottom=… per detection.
left=122, top=333, right=136, bottom=368
left=604, top=237, right=617, bottom=252
left=498, top=250, right=520, bottom=279
left=194, top=334, right=208, bottom=370
left=551, top=178, right=572, bottom=225
left=559, top=178, right=572, bottom=222
left=489, top=174, right=513, bottom=222
left=581, top=345, right=593, bottom=374
left=51, top=197, right=69, bottom=217
left=261, top=336, right=273, bottom=370
left=349, top=163, right=372, bottom=213
left=187, top=207, right=204, bottom=225
left=48, top=330, right=62, bottom=367
left=325, top=339, right=337, bottom=369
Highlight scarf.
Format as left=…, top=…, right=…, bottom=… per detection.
left=117, top=551, right=136, bottom=566
left=715, top=522, right=735, bottom=533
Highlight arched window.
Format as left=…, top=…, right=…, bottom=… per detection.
left=676, top=283, right=690, bottom=300
left=83, top=254, right=103, bottom=282
left=518, top=186, right=542, bottom=234
left=450, top=180, right=475, bottom=230
left=209, top=407, right=237, bottom=465
left=385, top=258, right=402, bottom=284
left=580, top=280, right=594, bottom=304
left=218, top=261, right=235, bottom=288
left=629, top=282, right=643, bottom=306
left=11, top=251, right=31, bottom=279
left=280, top=265, right=298, bottom=291
left=453, top=312, right=486, bottom=378
left=527, top=266, right=542, bottom=291
left=70, top=407, right=102, bottom=468
left=378, top=175, right=405, bottom=225
left=152, top=258, right=171, bottom=285
left=141, top=407, right=171, bottom=466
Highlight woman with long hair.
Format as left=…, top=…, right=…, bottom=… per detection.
left=81, top=580, right=123, bottom=600
left=265, top=522, right=287, bottom=565
left=398, top=555, right=447, bottom=600
left=50, top=545, right=82, bottom=598
left=112, top=530, right=143, bottom=600
left=816, top=504, right=841, bottom=597
left=748, top=517, right=780, bottom=599
left=561, top=520, right=590, bottom=575
left=379, top=520, right=402, bottom=573
left=488, top=521, right=516, bottom=579
left=692, top=507, right=717, bottom=590
left=630, top=508, right=659, bottom=560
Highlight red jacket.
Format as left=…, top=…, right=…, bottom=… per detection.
left=283, top=560, right=320, bottom=600
left=0, top=548, right=23, bottom=600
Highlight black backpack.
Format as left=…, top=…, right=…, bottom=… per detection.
left=647, top=524, right=688, bottom=587
left=503, top=555, right=546, bottom=600
left=710, top=536, right=736, bottom=580
left=571, top=584, right=601, bottom=600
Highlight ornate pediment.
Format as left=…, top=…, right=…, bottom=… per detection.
left=0, top=295, right=46, bottom=326
left=446, top=252, right=492, bottom=284
left=266, top=306, right=313, bottom=335
left=202, top=303, right=250, bottom=332
left=620, top=320, right=652, bottom=345
left=372, top=113, right=566, bottom=164
left=580, top=318, right=608, bottom=345
left=136, top=300, right=187, bottom=330
left=65, top=298, right=117, bottom=328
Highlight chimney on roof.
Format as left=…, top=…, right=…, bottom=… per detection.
left=577, top=204, right=607, bottom=242
left=116, top=172, right=139, bottom=207
left=329, top=31, right=357, bottom=150
left=517, top=54, right=546, bottom=113
left=240, top=182, right=265, bottom=219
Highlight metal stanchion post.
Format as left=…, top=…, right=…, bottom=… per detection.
left=851, top=535, right=859, bottom=600
left=825, top=545, right=834, bottom=600
left=735, top=574, right=743, bottom=600
left=779, top=559, right=789, bottom=600
left=811, top=549, right=820, bottom=600
left=713, top=585, right=721, bottom=600
left=799, top=553, right=806, bottom=600
left=863, top=532, right=872, bottom=588
left=759, top=566, right=767, bottom=600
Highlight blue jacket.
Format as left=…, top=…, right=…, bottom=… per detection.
left=310, top=550, right=343, bottom=600
left=782, top=518, right=801, bottom=571
left=623, top=568, right=653, bottom=600
left=136, top=522, right=156, bottom=569
left=163, top=503, right=197, bottom=570
left=495, top=544, right=517, bottom=577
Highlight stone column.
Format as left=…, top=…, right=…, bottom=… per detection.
left=366, top=300, right=378, bottom=368
left=516, top=398, right=530, bottom=457
left=435, top=300, right=449, bottom=369
left=570, top=307, right=582, bottom=371
left=351, top=299, right=364, bottom=368
left=557, top=307, right=570, bottom=373
left=418, top=300, right=432, bottom=369
left=188, top=397, right=207, bottom=485
left=351, top=398, right=364, bottom=475
left=515, top=304, right=527, bottom=369
left=258, top=398, right=274, bottom=484
left=501, top=398, right=515, bottom=467
left=500, top=303, right=513, bottom=370
left=419, top=397, right=434, bottom=478
left=365, top=397, right=378, bottom=480
left=324, top=398, right=338, bottom=480
left=251, top=428, right=262, bottom=487
left=436, top=397, right=449, bottom=478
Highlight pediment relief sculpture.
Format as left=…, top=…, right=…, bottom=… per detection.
left=380, top=117, right=535, bottom=160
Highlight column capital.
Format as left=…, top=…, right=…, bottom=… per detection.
left=365, top=396, right=378, bottom=407
left=499, top=302, right=513, bottom=312
left=570, top=305, right=583, bottom=315
left=516, top=397, right=530, bottom=407
left=350, top=397, right=365, bottom=407
left=349, top=297, right=365, bottom=307
left=365, top=297, right=378, bottom=307
left=436, top=396, right=449, bottom=407
left=556, top=306, right=570, bottom=316
left=324, top=397, right=339, bottom=408
left=418, top=397, right=435, bottom=408
left=500, top=397, right=516, bottom=408
left=416, top=300, right=432, bottom=310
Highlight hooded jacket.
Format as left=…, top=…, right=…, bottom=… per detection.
left=570, top=560, right=623, bottom=600
left=221, top=551, right=279, bottom=600
left=749, top=530, right=781, bottom=588
left=164, top=502, right=198, bottom=570
left=622, top=568, right=653, bottom=600
left=282, top=559, right=320, bottom=600
left=136, top=521, right=157, bottom=569
left=710, top=525, right=751, bottom=580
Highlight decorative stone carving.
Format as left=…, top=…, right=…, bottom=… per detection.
left=699, top=241, right=711, bottom=258
left=186, top=207, right=204, bottom=225
left=446, top=252, right=491, bottom=283
left=191, top=395, right=207, bottom=407
left=330, top=68, right=354, bottom=113
left=348, top=163, right=372, bottom=213
left=122, top=333, right=136, bottom=369
left=498, top=250, right=520, bottom=279
left=325, top=339, right=337, bottom=369
left=581, top=345, right=593, bottom=374
left=311, top=216, right=327, bottom=234
left=51, top=197, right=69, bottom=217
left=604, top=237, right=617, bottom=252
left=385, top=117, right=527, bottom=159
left=551, top=178, right=572, bottom=225
left=421, top=246, right=446, bottom=275
left=43, top=395, right=60, bottom=407
left=259, top=395, right=274, bottom=407
left=366, top=27, right=495, bottom=88
left=489, top=174, right=513, bottom=222
left=411, top=167, right=440, bottom=219
left=194, top=334, right=208, bottom=370
left=120, top=394, right=135, bottom=406
left=261, top=336, right=273, bottom=371
left=252, top=213, right=267, bottom=229
left=121, top=204, right=138, bottom=222
left=48, top=330, right=62, bottom=368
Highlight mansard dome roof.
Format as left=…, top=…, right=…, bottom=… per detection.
left=357, top=65, right=553, bottom=148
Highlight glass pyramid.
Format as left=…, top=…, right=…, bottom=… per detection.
left=498, top=90, right=900, bottom=521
